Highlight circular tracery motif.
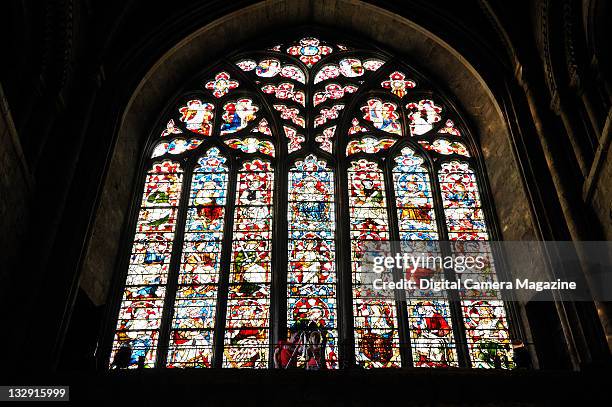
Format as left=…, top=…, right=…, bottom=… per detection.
left=148, top=36, right=470, bottom=160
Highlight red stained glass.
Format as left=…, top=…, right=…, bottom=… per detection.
left=261, top=83, right=305, bottom=106
left=346, top=137, right=396, bottom=155
left=205, top=71, right=239, bottom=98
left=274, top=104, right=305, bottom=128
left=314, top=65, right=340, bottom=84
left=112, top=160, right=183, bottom=368
left=161, top=119, right=182, bottom=137
left=224, top=138, right=275, bottom=157
left=418, top=139, right=470, bottom=157
left=348, top=117, right=368, bottom=135
left=284, top=126, right=305, bottom=153
left=114, top=35, right=514, bottom=372
left=287, top=156, right=338, bottom=369
left=314, top=104, right=344, bottom=128
left=348, top=160, right=401, bottom=368
left=167, top=148, right=228, bottom=368
left=221, top=99, right=259, bottom=134
left=315, top=126, right=335, bottom=153
left=438, top=119, right=461, bottom=136
left=313, top=83, right=358, bottom=106
left=361, top=99, right=402, bottom=135
left=286, top=37, right=332, bottom=67
left=381, top=71, right=416, bottom=98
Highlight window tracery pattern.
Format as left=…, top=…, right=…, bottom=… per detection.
left=109, top=34, right=514, bottom=370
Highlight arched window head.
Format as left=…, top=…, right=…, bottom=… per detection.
left=108, top=34, right=514, bottom=370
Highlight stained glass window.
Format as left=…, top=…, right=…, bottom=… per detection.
left=393, top=148, right=438, bottom=241
left=393, top=148, right=458, bottom=367
left=110, top=34, right=515, bottom=371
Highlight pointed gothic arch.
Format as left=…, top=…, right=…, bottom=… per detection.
left=104, top=31, right=519, bottom=370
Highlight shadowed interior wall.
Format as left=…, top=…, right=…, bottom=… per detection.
left=0, top=83, right=30, bottom=303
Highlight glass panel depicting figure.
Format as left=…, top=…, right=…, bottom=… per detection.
left=438, top=161, right=513, bottom=368
left=287, top=155, right=338, bottom=369
left=393, top=148, right=458, bottom=367
left=223, top=159, right=274, bottom=368
left=392, top=147, right=439, bottom=241
left=166, top=149, right=228, bottom=368
left=111, top=160, right=183, bottom=369
left=348, top=159, right=401, bottom=368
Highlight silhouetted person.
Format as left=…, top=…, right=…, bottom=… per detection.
left=137, top=355, right=145, bottom=369
left=112, top=345, right=132, bottom=369
left=512, top=339, right=532, bottom=369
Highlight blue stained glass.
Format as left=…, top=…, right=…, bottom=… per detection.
left=438, top=161, right=513, bottom=368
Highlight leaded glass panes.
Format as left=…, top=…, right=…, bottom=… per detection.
left=205, top=72, right=239, bottom=98
left=406, top=100, right=442, bottom=136
left=346, top=137, right=396, bottom=155
left=179, top=100, right=214, bottom=136
left=393, top=148, right=438, bottom=241
left=438, top=161, right=487, bottom=241
left=223, top=159, right=274, bottom=368
left=361, top=99, right=402, bottom=135
left=220, top=99, right=258, bottom=134
left=167, top=148, right=228, bottom=368
left=111, top=160, right=183, bottom=368
left=349, top=159, right=401, bottom=368
left=392, top=149, right=458, bottom=367
left=438, top=161, right=513, bottom=368
left=110, top=34, right=515, bottom=371
left=287, top=155, right=338, bottom=369
left=418, top=139, right=470, bottom=157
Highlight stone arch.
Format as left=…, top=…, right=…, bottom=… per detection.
left=81, top=1, right=537, bottom=360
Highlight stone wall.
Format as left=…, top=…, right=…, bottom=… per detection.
left=0, top=83, right=30, bottom=303
left=588, top=110, right=612, bottom=240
